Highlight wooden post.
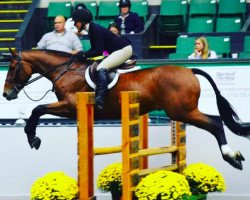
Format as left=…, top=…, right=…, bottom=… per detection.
left=139, top=114, right=148, bottom=169
left=77, top=92, right=96, bottom=200
left=171, top=121, right=186, bottom=173
left=121, top=91, right=140, bottom=200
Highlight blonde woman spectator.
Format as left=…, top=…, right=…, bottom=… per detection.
left=188, top=36, right=218, bottom=59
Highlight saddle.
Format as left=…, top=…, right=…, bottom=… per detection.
left=85, top=59, right=140, bottom=89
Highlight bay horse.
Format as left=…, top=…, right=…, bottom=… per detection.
left=2, top=49, right=250, bottom=170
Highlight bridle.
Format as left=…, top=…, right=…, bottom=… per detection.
left=5, top=51, right=79, bottom=100
left=5, top=51, right=24, bottom=94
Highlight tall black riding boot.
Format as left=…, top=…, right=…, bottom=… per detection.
left=95, top=68, right=108, bottom=110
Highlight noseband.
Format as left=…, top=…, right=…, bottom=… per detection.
left=5, top=51, right=25, bottom=94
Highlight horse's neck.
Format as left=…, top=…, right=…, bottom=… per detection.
left=25, top=51, right=87, bottom=84
left=28, top=54, right=69, bottom=77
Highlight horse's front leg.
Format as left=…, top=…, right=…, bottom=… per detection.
left=24, top=105, right=45, bottom=149
left=25, top=101, right=75, bottom=150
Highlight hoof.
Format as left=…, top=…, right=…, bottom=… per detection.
left=30, top=136, right=41, bottom=150
left=236, top=151, right=245, bottom=161
left=223, top=151, right=244, bottom=170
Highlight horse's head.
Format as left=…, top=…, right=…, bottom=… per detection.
left=2, top=48, right=32, bottom=101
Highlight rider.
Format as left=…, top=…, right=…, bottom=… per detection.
left=72, top=8, right=133, bottom=110
left=65, top=3, right=88, bottom=36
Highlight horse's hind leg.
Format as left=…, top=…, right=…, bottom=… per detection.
left=180, top=109, right=245, bottom=170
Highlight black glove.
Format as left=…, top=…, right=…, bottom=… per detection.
left=76, top=51, right=85, bottom=58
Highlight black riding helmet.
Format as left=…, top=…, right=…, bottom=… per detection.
left=72, top=8, right=93, bottom=24
left=74, top=3, right=86, bottom=11
left=119, top=0, right=131, bottom=9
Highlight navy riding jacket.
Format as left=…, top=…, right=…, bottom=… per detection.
left=84, top=22, right=131, bottom=58
left=114, top=12, right=144, bottom=34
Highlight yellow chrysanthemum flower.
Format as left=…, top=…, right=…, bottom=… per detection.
left=183, top=162, right=226, bottom=195
left=97, top=162, right=122, bottom=192
left=135, top=170, right=191, bottom=200
left=30, top=171, right=78, bottom=200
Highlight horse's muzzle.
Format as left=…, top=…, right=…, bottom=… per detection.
left=2, top=89, right=18, bottom=101
left=2, top=92, right=7, bottom=97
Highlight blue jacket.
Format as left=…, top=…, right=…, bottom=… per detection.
left=114, top=12, right=144, bottom=34
left=84, top=22, right=131, bottom=58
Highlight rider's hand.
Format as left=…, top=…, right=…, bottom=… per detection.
left=71, top=50, right=79, bottom=54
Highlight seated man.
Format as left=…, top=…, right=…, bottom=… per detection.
left=36, top=15, right=82, bottom=54
left=114, top=0, right=144, bottom=34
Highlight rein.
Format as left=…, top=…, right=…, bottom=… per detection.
left=23, top=88, right=53, bottom=102
left=25, top=54, right=76, bottom=87
left=51, top=57, right=79, bottom=92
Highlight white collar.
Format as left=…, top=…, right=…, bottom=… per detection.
left=54, top=30, right=66, bottom=36
left=118, top=13, right=130, bottom=20
left=84, top=23, right=90, bottom=32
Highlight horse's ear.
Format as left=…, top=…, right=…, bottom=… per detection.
left=9, top=47, right=15, bottom=55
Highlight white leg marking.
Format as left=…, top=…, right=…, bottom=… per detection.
left=221, top=144, right=237, bottom=157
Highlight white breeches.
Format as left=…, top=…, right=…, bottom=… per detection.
left=97, top=45, right=133, bottom=71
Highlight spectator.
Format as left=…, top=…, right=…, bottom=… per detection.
left=108, top=22, right=121, bottom=36
left=114, top=0, right=144, bottom=34
left=65, top=3, right=88, bottom=36
left=72, top=8, right=133, bottom=110
left=188, top=36, right=218, bottom=59
left=37, top=15, right=82, bottom=54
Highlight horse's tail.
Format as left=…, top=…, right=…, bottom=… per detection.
left=192, top=68, right=250, bottom=137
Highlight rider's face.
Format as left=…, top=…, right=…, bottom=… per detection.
left=75, top=21, right=83, bottom=31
